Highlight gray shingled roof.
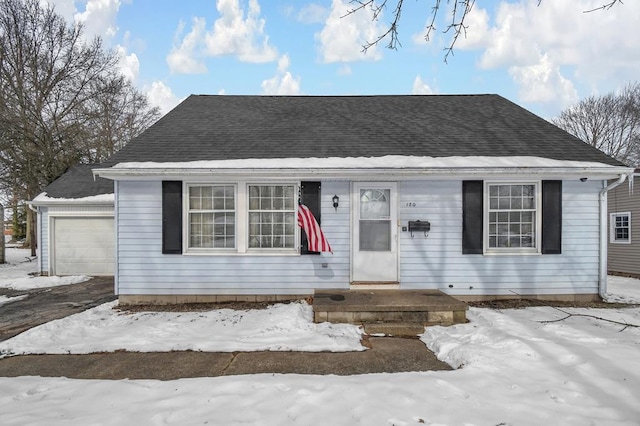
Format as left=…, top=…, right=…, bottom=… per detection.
left=106, top=94, right=623, bottom=166
left=43, top=164, right=114, bottom=198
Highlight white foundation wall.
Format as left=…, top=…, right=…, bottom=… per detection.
left=116, top=180, right=350, bottom=295
left=398, top=179, right=601, bottom=296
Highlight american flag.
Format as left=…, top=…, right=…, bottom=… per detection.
left=297, top=204, right=333, bottom=254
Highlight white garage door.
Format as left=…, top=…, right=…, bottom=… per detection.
left=52, top=217, right=114, bottom=276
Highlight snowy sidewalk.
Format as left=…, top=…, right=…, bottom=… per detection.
left=0, top=337, right=450, bottom=379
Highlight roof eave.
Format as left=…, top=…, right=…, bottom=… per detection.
left=93, top=166, right=634, bottom=181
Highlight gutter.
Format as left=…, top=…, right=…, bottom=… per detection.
left=599, top=173, right=629, bottom=299
left=93, top=166, right=634, bottom=181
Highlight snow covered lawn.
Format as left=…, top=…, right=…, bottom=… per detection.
left=1, top=243, right=639, bottom=425
left=1, top=300, right=639, bottom=425
left=0, top=246, right=89, bottom=290
left=0, top=301, right=365, bottom=356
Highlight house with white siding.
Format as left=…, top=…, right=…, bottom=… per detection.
left=78, top=94, right=631, bottom=303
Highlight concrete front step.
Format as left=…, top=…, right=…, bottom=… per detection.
left=363, top=322, right=427, bottom=337
left=317, top=309, right=466, bottom=325
left=313, top=289, right=468, bottom=330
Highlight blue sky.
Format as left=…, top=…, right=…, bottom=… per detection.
left=49, top=0, right=640, bottom=119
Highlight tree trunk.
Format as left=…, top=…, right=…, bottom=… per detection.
left=26, top=205, right=36, bottom=256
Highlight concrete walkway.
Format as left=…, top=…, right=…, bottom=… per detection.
left=0, top=337, right=451, bottom=380
left=0, top=278, right=452, bottom=378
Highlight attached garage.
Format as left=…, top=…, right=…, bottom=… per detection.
left=30, top=164, right=115, bottom=277
left=51, top=216, right=114, bottom=276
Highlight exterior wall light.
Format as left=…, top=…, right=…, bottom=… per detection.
left=332, top=194, right=339, bottom=211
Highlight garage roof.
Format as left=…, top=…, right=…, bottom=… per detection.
left=43, top=164, right=113, bottom=198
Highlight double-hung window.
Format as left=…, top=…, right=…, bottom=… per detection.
left=610, top=212, right=631, bottom=244
left=187, top=185, right=236, bottom=250
left=184, top=183, right=298, bottom=254
left=248, top=184, right=297, bottom=249
left=486, top=182, right=540, bottom=253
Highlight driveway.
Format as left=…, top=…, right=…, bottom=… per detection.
left=0, top=277, right=116, bottom=341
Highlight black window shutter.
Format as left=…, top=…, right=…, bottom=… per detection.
left=300, top=181, right=321, bottom=255
left=541, top=180, right=562, bottom=254
left=162, top=181, right=183, bottom=254
left=462, top=180, right=484, bottom=254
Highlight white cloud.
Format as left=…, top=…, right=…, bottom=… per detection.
left=297, top=3, right=329, bottom=24
left=74, top=0, right=121, bottom=40
left=448, top=1, right=640, bottom=108
left=449, top=5, right=491, bottom=50
left=204, top=0, right=278, bottom=63
left=145, top=81, right=182, bottom=116
left=316, top=0, right=384, bottom=63
left=167, top=18, right=208, bottom=74
left=508, top=53, right=578, bottom=107
left=46, top=0, right=77, bottom=22
left=261, top=54, right=301, bottom=95
left=114, top=45, right=139, bottom=82
left=47, top=0, right=121, bottom=41
left=412, top=75, right=433, bottom=95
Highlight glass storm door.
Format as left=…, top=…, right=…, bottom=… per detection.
left=352, top=182, right=398, bottom=282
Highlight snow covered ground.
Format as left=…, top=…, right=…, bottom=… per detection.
left=0, top=246, right=88, bottom=291
left=0, top=245, right=639, bottom=425
left=0, top=301, right=365, bottom=356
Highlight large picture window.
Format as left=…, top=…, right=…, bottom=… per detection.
left=187, top=185, right=235, bottom=249
left=610, top=212, right=631, bottom=244
left=248, top=185, right=296, bottom=249
left=486, top=182, right=540, bottom=253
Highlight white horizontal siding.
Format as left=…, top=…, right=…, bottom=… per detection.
left=398, top=179, right=602, bottom=296
left=116, top=178, right=603, bottom=296
left=116, top=180, right=350, bottom=295
left=40, top=208, right=49, bottom=273
left=47, top=205, right=114, bottom=215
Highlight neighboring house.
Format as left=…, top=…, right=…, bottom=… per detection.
left=85, top=95, right=632, bottom=303
left=607, top=171, right=640, bottom=278
left=30, top=164, right=114, bottom=276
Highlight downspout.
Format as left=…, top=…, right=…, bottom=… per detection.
left=599, top=174, right=628, bottom=299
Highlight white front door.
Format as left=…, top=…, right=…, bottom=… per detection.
left=352, top=182, right=398, bottom=282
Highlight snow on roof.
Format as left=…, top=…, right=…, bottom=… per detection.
left=111, top=155, right=618, bottom=170
left=30, top=192, right=114, bottom=205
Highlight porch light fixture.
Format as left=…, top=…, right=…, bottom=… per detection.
left=332, top=194, right=339, bottom=211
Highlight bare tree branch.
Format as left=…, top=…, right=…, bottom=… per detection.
left=584, top=0, right=623, bottom=13
left=345, top=0, right=623, bottom=61
left=537, top=306, right=640, bottom=332
left=0, top=0, right=160, bottom=250
left=553, top=83, right=640, bottom=166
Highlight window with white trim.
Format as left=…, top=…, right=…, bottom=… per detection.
left=610, top=212, right=631, bottom=244
left=187, top=185, right=236, bottom=249
left=248, top=184, right=297, bottom=249
left=486, top=182, right=540, bottom=253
